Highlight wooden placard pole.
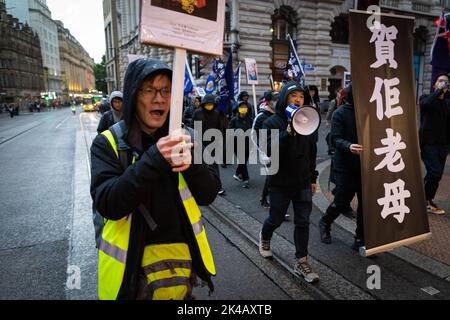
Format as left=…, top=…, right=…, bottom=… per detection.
left=169, top=48, right=187, bottom=134
left=251, top=84, right=257, bottom=117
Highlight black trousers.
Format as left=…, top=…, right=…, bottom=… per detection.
left=421, top=144, right=448, bottom=201
left=262, top=187, right=312, bottom=259
left=322, top=172, right=364, bottom=242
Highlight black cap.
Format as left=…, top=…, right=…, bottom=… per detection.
left=264, top=91, right=274, bottom=102
left=201, top=94, right=216, bottom=106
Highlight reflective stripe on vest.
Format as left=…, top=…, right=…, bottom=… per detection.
left=97, top=129, right=216, bottom=300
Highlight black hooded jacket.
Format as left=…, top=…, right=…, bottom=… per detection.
left=90, top=59, right=220, bottom=299
left=262, top=81, right=318, bottom=191
left=192, top=95, right=223, bottom=147
left=329, top=85, right=361, bottom=175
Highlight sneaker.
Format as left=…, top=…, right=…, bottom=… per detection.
left=242, top=180, right=249, bottom=188
left=260, top=198, right=270, bottom=208
left=319, top=218, right=332, bottom=244
left=218, top=189, right=226, bottom=196
left=258, top=232, right=272, bottom=258
left=427, top=200, right=445, bottom=215
left=293, top=257, right=319, bottom=283
left=233, top=174, right=243, bottom=182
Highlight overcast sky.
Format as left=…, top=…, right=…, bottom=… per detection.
left=47, top=0, right=105, bottom=64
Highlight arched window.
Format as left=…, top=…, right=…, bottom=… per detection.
left=272, top=6, right=297, bottom=41
left=270, top=6, right=297, bottom=83
left=330, top=14, right=349, bottom=45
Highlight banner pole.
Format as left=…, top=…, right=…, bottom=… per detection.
left=169, top=48, right=187, bottom=134
left=252, top=84, right=257, bottom=116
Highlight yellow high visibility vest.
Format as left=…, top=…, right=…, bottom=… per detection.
left=97, top=130, right=216, bottom=300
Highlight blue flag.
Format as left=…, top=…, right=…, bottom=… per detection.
left=285, top=34, right=305, bottom=86
left=217, top=54, right=234, bottom=112
left=234, top=63, right=241, bottom=102
left=430, top=12, right=450, bottom=91
left=204, top=73, right=217, bottom=94
left=184, top=58, right=196, bottom=96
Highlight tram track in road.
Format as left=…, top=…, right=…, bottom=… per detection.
left=205, top=203, right=336, bottom=300
left=0, top=121, right=44, bottom=147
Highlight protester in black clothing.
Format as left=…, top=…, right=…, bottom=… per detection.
left=229, top=101, right=253, bottom=188
left=90, top=59, right=220, bottom=300
left=308, top=85, right=320, bottom=110
left=318, top=84, right=366, bottom=253
left=192, top=94, right=226, bottom=196
left=252, top=91, right=277, bottom=208
left=236, top=91, right=254, bottom=119
left=419, top=73, right=450, bottom=215
left=259, top=81, right=319, bottom=284
left=96, top=91, right=123, bottom=134
left=183, top=96, right=201, bottom=128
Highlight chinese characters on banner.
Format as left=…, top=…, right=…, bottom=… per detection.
left=349, top=11, right=431, bottom=256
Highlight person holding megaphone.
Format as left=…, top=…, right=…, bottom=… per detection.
left=258, top=81, right=320, bottom=284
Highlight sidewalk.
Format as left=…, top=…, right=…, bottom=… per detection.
left=316, top=158, right=450, bottom=272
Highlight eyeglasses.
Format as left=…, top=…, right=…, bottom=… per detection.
left=139, top=87, right=171, bottom=99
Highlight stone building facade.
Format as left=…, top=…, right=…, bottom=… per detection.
left=6, top=0, right=61, bottom=97
left=105, top=0, right=449, bottom=101
left=56, top=21, right=95, bottom=102
left=0, top=0, right=44, bottom=106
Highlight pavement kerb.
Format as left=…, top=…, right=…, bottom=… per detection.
left=208, top=197, right=375, bottom=300
left=314, top=159, right=450, bottom=281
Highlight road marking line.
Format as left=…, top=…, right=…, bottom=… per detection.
left=55, top=116, right=71, bottom=129
left=421, top=286, right=440, bottom=296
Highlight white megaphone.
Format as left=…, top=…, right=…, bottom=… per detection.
left=285, top=104, right=321, bottom=136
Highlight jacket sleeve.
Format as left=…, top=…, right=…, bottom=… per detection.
left=419, top=91, right=441, bottom=111
left=180, top=127, right=221, bottom=205
left=90, top=134, right=172, bottom=220
left=331, top=110, right=352, bottom=152
left=262, top=116, right=291, bottom=157
left=182, top=163, right=221, bottom=206
left=96, top=114, right=108, bottom=134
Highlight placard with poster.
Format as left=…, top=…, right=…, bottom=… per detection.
left=244, top=58, right=259, bottom=85
left=140, top=0, right=225, bottom=56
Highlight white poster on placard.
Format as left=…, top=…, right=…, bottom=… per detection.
left=244, top=58, right=259, bottom=85
left=140, top=0, right=225, bottom=56
left=344, top=71, right=352, bottom=87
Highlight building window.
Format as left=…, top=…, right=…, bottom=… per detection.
left=330, top=14, right=349, bottom=45
left=225, top=3, right=231, bottom=33
left=270, top=6, right=297, bottom=83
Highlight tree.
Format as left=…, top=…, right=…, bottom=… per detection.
left=94, top=55, right=107, bottom=94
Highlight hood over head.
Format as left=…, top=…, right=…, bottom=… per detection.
left=275, top=81, right=311, bottom=117
left=200, top=94, right=217, bottom=107
left=343, top=83, right=354, bottom=106
left=238, top=91, right=250, bottom=100
left=109, top=91, right=123, bottom=102
left=122, top=58, right=172, bottom=129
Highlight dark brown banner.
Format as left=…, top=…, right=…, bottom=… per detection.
left=349, top=10, right=431, bottom=256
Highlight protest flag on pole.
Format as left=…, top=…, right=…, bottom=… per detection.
left=184, top=57, right=196, bottom=96
left=234, top=62, right=241, bottom=102
left=217, top=54, right=234, bottom=112
left=286, top=34, right=305, bottom=86
left=430, top=11, right=450, bottom=91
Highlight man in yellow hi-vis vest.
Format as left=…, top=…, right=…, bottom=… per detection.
left=90, top=58, right=220, bottom=300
